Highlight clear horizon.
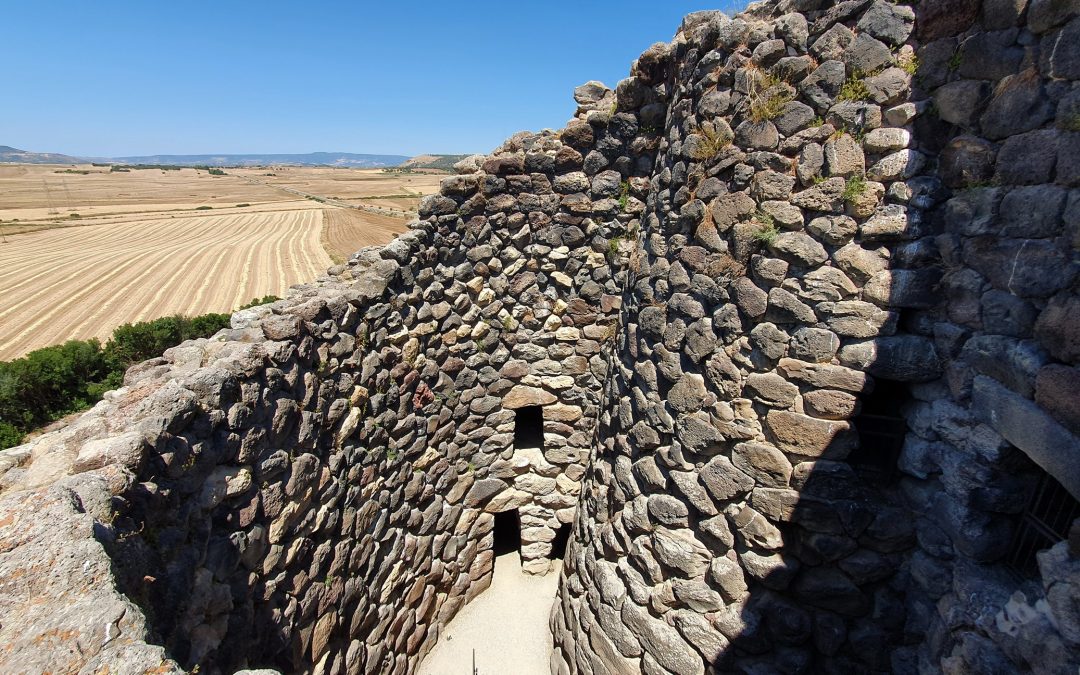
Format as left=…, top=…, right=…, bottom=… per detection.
left=2, top=1, right=749, bottom=158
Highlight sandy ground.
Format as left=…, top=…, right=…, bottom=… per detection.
left=419, top=551, right=559, bottom=675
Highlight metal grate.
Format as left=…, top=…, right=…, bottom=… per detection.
left=1007, top=471, right=1080, bottom=578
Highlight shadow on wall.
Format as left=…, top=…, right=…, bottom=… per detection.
left=708, top=0, right=1080, bottom=668
left=554, top=1, right=1080, bottom=673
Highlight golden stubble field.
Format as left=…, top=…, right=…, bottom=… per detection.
left=0, top=164, right=447, bottom=360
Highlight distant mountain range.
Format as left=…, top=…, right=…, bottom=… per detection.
left=0, top=145, right=471, bottom=169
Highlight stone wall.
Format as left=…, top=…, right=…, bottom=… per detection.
left=0, top=1, right=1078, bottom=674
left=549, top=0, right=1080, bottom=674
left=0, top=58, right=655, bottom=675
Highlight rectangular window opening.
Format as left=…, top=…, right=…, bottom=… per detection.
left=514, top=405, right=544, bottom=449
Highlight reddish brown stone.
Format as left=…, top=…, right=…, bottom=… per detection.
left=915, top=0, right=980, bottom=40
left=1036, top=364, right=1080, bottom=436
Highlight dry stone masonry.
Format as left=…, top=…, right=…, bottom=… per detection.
left=0, top=0, right=1078, bottom=673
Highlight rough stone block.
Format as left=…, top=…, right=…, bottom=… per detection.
left=765, top=410, right=856, bottom=459
left=1036, top=365, right=1080, bottom=436
left=972, top=375, right=1080, bottom=500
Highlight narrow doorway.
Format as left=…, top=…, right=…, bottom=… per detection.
left=550, top=522, right=572, bottom=560
left=850, top=378, right=909, bottom=486
left=514, top=405, right=544, bottom=448
left=492, top=509, right=521, bottom=557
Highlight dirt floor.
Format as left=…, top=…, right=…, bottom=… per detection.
left=0, top=164, right=437, bottom=359
left=418, top=550, right=558, bottom=675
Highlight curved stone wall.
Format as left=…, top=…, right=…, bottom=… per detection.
left=0, top=1, right=1078, bottom=674
left=551, top=1, right=1080, bottom=673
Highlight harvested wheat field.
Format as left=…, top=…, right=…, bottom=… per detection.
left=322, top=207, right=409, bottom=263
left=0, top=208, right=333, bottom=360
left=0, top=164, right=441, bottom=359
left=230, top=166, right=445, bottom=215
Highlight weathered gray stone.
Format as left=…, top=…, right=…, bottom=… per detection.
left=980, top=69, right=1054, bottom=140
left=973, top=376, right=1080, bottom=500
left=789, top=327, right=840, bottom=363
left=651, top=527, right=712, bottom=579
left=857, top=1, right=915, bottom=45
left=843, top=33, right=893, bottom=74
left=621, top=602, right=705, bottom=675
left=700, top=456, right=754, bottom=502
left=745, top=373, right=799, bottom=408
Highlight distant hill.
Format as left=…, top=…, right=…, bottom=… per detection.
left=0, top=146, right=82, bottom=164
left=103, top=152, right=411, bottom=168
left=398, top=154, right=472, bottom=171
left=1, top=146, right=477, bottom=169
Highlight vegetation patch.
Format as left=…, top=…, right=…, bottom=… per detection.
left=1059, top=111, right=1080, bottom=133
left=749, top=78, right=795, bottom=123
left=689, top=124, right=733, bottom=161
left=239, top=295, right=281, bottom=309
left=751, top=211, right=779, bottom=245
left=947, top=48, right=963, bottom=72
left=0, top=296, right=277, bottom=450
left=838, top=73, right=872, bottom=102
left=842, top=173, right=868, bottom=202
left=896, top=53, right=920, bottom=76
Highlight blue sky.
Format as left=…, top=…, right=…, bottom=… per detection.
left=0, top=1, right=748, bottom=157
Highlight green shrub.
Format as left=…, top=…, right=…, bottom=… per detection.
left=838, top=74, right=872, bottom=102
left=106, top=314, right=230, bottom=368
left=750, top=88, right=794, bottom=122
left=1060, top=112, right=1080, bottom=133
left=195, top=205, right=212, bottom=210
left=689, top=124, right=733, bottom=161
left=0, top=312, right=232, bottom=450
left=0, top=422, right=22, bottom=448
left=897, top=53, right=919, bottom=76
left=947, top=49, right=962, bottom=72
left=239, top=295, right=281, bottom=310
left=751, top=211, right=779, bottom=245
left=0, top=339, right=111, bottom=434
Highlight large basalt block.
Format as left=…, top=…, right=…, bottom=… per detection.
left=972, top=375, right=1080, bottom=499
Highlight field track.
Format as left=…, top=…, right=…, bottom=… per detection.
left=0, top=209, right=332, bottom=360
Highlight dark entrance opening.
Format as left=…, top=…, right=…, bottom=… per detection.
left=492, top=509, right=521, bottom=557
left=550, top=522, right=572, bottom=560
left=514, top=405, right=544, bottom=448
left=850, top=378, right=908, bottom=486
left=1007, top=469, right=1080, bottom=578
